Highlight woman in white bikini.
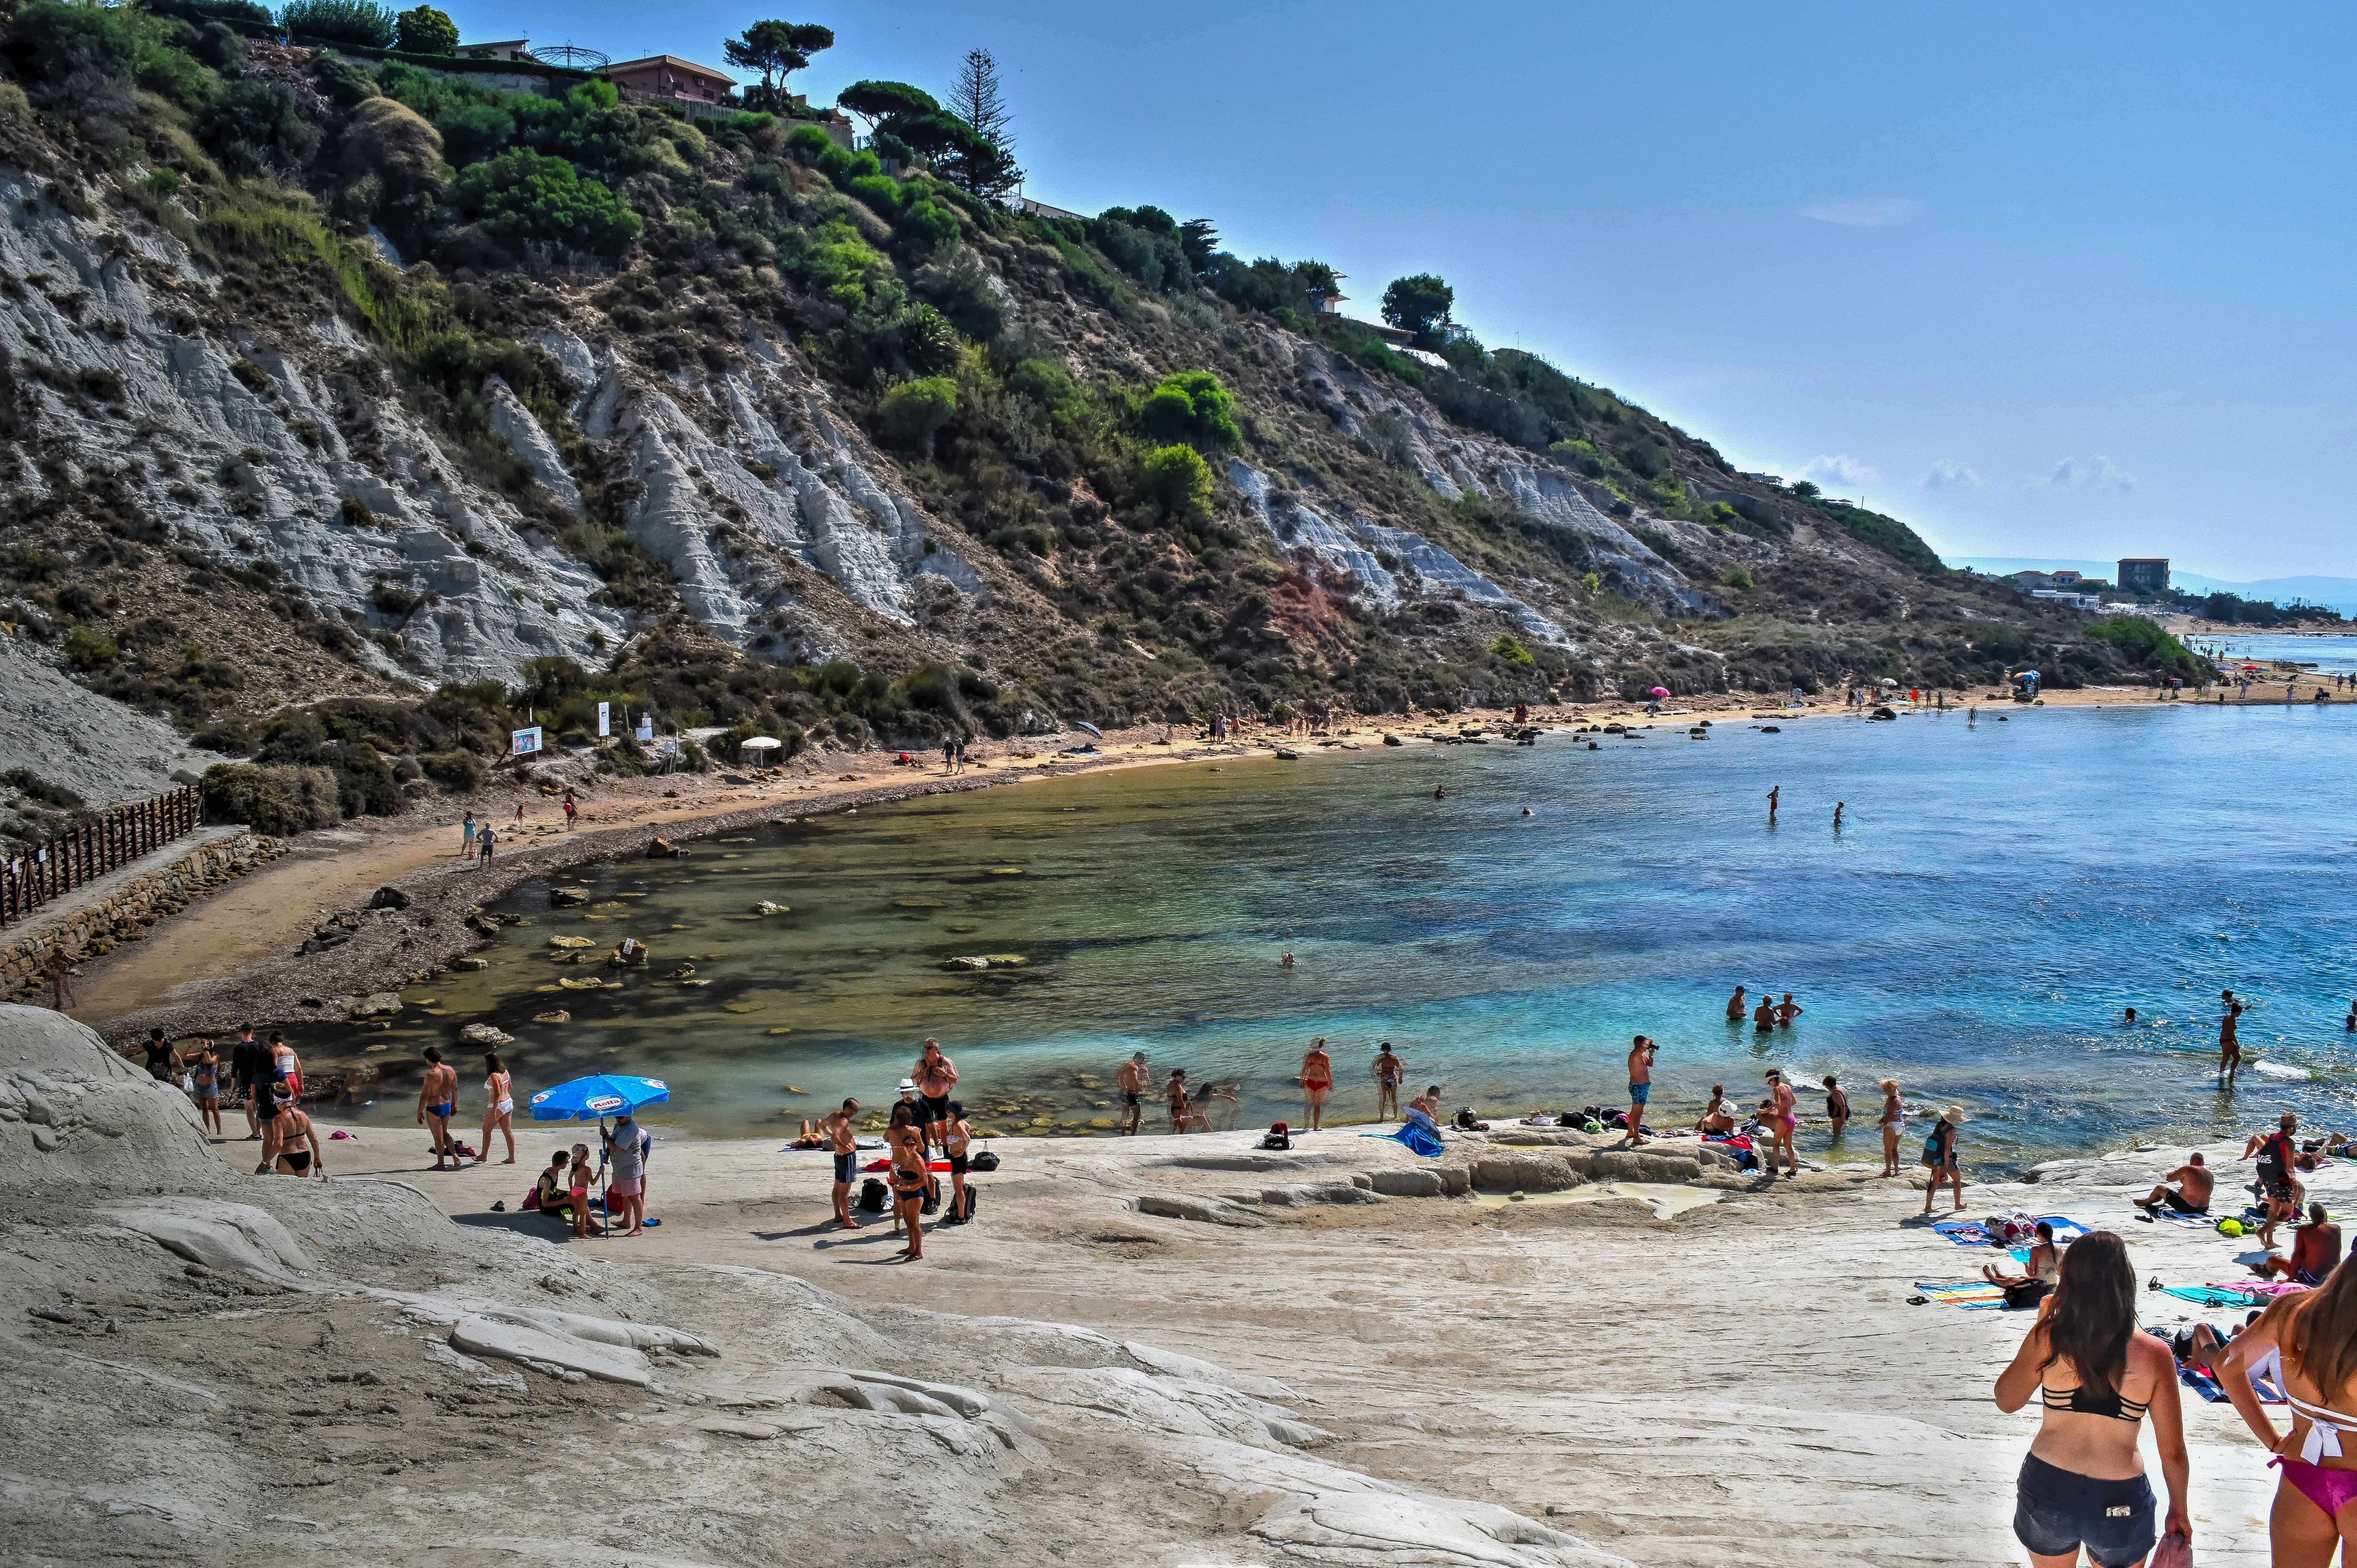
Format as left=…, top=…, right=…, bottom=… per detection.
left=475, top=1051, right=515, bottom=1165
left=1879, top=1078, right=1904, bottom=1177
left=2221, top=1255, right=2357, bottom=1564
left=1995, top=1230, right=2190, bottom=1567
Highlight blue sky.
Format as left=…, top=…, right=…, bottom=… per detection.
left=440, top=0, right=2355, bottom=580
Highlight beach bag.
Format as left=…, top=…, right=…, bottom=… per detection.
left=1260, top=1121, right=1292, bottom=1151
left=960, top=1185, right=979, bottom=1223
left=857, top=1177, right=889, bottom=1213
left=970, top=1146, right=1000, bottom=1173
left=2003, top=1280, right=2050, bottom=1309
left=1455, top=1108, right=1480, bottom=1130
left=521, top=1187, right=541, bottom=1212
left=1922, top=1129, right=1944, bottom=1167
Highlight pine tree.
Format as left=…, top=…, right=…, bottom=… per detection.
left=943, top=47, right=1024, bottom=200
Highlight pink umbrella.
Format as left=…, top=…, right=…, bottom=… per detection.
left=1649, top=686, right=1670, bottom=697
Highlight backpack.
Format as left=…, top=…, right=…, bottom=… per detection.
left=1922, top=1128, right=1945, bottom=1167
left=971, top=1145, right=1000, bottom=1173
left=1260, top=1121, right=1292, bottom=1151
left=1455, top=1107, right=1479, bottom=1129
left=960, top=1185, right=979, bottom=1223
left=857, top=1177, right=889, bottom=1213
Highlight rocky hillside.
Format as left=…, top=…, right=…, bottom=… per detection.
left=0, top=4, right=2194, bottom=828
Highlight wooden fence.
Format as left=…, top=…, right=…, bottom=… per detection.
left=0, top=786, right=203, bottom=927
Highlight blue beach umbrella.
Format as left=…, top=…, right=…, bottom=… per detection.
left=529, top=1074, right=670, bottom=1122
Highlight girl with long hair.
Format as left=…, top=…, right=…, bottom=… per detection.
left=1995, top=1230, right=2190, bottom=1566
left=886, top=1101, right=928, bottom=1261
left=475, top=1052, right=515, bottom=1166
left=2222, top=1254, right=2357, bottom=1563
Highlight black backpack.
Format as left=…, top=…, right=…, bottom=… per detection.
left=960, top=1185, right=979, bottom=1223
left=1260, top=1121, right=1292, bottom=1150
left=971, top=1144, right=1000, bottom=1172
left=857, top=1177, right=889, bottom=1213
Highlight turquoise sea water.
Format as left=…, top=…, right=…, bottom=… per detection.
left=305, top=695, right=2357, bottom=1174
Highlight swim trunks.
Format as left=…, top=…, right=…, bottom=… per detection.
left=1628, top=1082, right=1650, bottom=1105
left=948, top=1153, right=970, bottom=1176
left=833, top=1152, right=856, bottom=1185
left=1303, top=1079, right=1331, bottom=1093
left=919, top=1094, right=949, bottom=1123
left=2163, top=1191, right=2208, bottom=1215
left=1123, top=1092, right=1141, bottom=1107
left=429, top=1102, right=454, bottom=1119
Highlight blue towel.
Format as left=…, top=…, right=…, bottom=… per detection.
left=2163, top=1285, right=2259, bottom=1308
left=1371, top=1123, right=1444, bottom=1158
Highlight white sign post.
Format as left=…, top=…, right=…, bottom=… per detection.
left=512, top=726, right=544, bottom=757
left=636, top=714, right=653, bottom=743
left=596, top=701, right=610, bottom=738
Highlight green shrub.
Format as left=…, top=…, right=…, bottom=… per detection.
left=62, top=623, right=118, bottom=670
left=280, top=0, right=394, bottom=47
left=451, top=148, right=641, bottom=256
left=417, top=745, right=476, bottom=783
left=1489, top=634, right=1535, bottom=665
left=1141, top=444, right=1212, bottom=520
left=391, top=3, right=454, bottom=53
left=784, top=123, right=833, bottom=161
left=1720, top=567, right=1753, bottom=590
left=197, top=77, right=320, bottom=174
left=1136, top=370, right=1240, bottom=451
left=877, top=376, right=956, bottom=459
left=2088, top=616, right=2198, bottom=675
left=7, top=0, right=221, bottom=115
left=3, top=767, right=83, bottom=810
left=199, top=762, right=341, bottom=834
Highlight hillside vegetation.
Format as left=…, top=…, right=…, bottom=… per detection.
left=0, top=2, right=2193, bottom=835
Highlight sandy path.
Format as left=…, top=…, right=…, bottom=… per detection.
left=303, top=1118, right=2305, bottom=1566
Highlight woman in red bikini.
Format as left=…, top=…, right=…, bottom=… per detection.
left=1298, top=1038, right=1333, bottom=1132
left=2222, top=1257, right=2357, bottom=1563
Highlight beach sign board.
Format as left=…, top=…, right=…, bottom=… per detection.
left=597, top=701, right=610, bottom=737
left=636, top=714, right=653, bottom=742
left=512, top=726, right=544, bottom=757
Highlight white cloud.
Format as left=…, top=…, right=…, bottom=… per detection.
left=1798, top=196, right=1925, bottom=228
left=2041, top=455, right=2136, bottom=494
left=1800, top=453, right=1875, bottom=489
left=1924, top=459, right=1983, bottom=493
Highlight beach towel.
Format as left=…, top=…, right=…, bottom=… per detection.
left=2038, top=1216, right=2094, bottom=1243
left=1931, top=1220, right=1999, bottom=1247
left=1913, top=1281, right=2008, bottom=1309
left=1363, top=1123, right=1445, bottom=1157
left=859, top=1158, right=953, bottom=1173
left=2163, top=1285, right=2266, bottom=1309
left=2146, top=1206, right=2213, bottom=1228
left=2179, top=1366, right=2229, bottom=1402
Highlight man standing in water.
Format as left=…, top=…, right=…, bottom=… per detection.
left=1765, top=785, right=1779, bottom=821
left=821, top=1098, right=861, bottom=1229
left=416, top=1047, right=459, bottom=1171
left=1626, top=1036, right=1656, bottom=1146
left=1725, top=985, right=1747, bottom=1024
left=1115, top=1051, right=1148, bottom=1135
left=1372, top=1042, right=1405, bottom=1122
left=2218, top=1001, right=2245, bottom=1084
left=1752, top=993, right=1778, bottom=1035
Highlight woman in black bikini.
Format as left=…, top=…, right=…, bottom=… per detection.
left=266, top=1091, right=325, bottom=1179
left=886, top=1101, right=928, bottom=1260
left=1995, top=1231, right=2189, bottom=1568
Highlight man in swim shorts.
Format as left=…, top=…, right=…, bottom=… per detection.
left=1372, top=1042, right=1404, bottom=1121
left=2135, top=1152, right=2214, bottom=1216
left=1752, top=994, right=1778, bottom=1034
left=1725, top=986, right=1746, bottom=1024
left=416, top=1047, right=458, bottom=1171
left=1625, top=1036, right=1655, bottom=1146
left=913, top=1039, right=958, bottom=1152
left=1116, top=1051, right=1146, bottom=1135
left=821, top=1098, right=861, bottom=1229
left=2219, top=1001, right=2245, bottom=1084
left=2255, top=1203, right=2342, bottom=1285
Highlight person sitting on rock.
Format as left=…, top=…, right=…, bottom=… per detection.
left=532, top=1152, right=575, bottom=1220
left=2134, top=1152, right=2214, bottom=1217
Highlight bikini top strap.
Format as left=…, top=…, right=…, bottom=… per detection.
left=2286, top=1394, right=2357, bottom=1463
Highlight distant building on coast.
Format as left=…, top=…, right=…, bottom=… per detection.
left=2008, top=569, right=2085, bottom=591
left=2118, top=557, right=2170, bottom=594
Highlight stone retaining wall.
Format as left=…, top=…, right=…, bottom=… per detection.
left=0, top=831, right=286, bottom=1002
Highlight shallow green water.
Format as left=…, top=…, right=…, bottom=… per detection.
left=298, top=701, right=2357, bottom=1173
